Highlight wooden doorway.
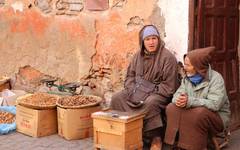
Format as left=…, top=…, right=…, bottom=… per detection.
left=189, top=0, right=240, bottom=130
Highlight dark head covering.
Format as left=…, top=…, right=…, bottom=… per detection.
left=139, top=25, right=161, bottom=56
left=185, top=46, right=215, bottom=77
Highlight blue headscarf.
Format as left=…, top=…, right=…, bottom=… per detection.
left=142, top=26, right=159, bottom=40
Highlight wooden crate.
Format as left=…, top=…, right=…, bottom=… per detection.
left=92, top=111, right=145, bottom=150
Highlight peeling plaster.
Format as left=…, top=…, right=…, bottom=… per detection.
left=11, top=1, right=24, bottom=13
left=111, top=0, right=127, bottom=8
left=55, top=0, right=84, bottom=15
left=34, top=0, right=52, bottom=14
left=157, top=0, right=189, bottom=61
left=127, top=16, right=144, bottom=31
left=149, top=6, right=166, bottom=39
left=0, top=0, right=190, bottom=96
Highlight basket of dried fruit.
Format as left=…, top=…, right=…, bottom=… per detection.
left=0, top=106, right=16, bottom=134
left=17, top=93, right=59, bottom=110
left=56, top=95, right=102, bottom=109
left=0, top=110, right=15, bottom=124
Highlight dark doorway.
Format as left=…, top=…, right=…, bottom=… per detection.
left=189, top=0, right=240, bottom=130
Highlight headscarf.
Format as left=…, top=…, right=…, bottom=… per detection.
left=142, top=26, right=159, bottom=40
left=185, top=46, right=215, bottom=78
left=139, top=25, right=161, bottom=56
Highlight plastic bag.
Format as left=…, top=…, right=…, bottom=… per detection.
left=0, top=89, right=26, bottom=106
left=0, top=106, right=16, bottom=134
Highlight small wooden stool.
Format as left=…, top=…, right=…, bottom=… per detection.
left=211, top=129, right=230, bottom=150
left=92, top=110, right=145, bottom=150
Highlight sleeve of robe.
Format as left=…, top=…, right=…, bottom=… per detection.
left=155, top=55, right=179, bottom=100
left=171, top=79, right=186, bottom=104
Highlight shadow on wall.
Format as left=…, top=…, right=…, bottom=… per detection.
left=149, top=6, right=166, bottom=39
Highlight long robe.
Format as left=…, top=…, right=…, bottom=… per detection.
left=164, top=47, right=230, bottom=150
left=111, top=44, right=179, bottom=133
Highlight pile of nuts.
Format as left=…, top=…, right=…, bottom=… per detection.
left=57, top=95, right=100, bottom=107
left=19, top=93, right=58, bottom=107
left=0, top=111, right=15, bottom=124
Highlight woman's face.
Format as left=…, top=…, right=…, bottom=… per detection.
left=184, top=56, right=197, bottom=76
left=143, top=35, right=159, bottom=52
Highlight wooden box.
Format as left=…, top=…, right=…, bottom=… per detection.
left=92, top=111, right=145, bottom=150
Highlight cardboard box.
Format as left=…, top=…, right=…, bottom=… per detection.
left=16, top=105, right=57, bottom=137
left=57, top=105, right=101, bottom=140
left=92, top=111, right=145, bottom=150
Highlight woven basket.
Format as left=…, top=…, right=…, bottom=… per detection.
left=56, top=95, right=102, bottom=109
left=17, top=93, right=59, bottom=110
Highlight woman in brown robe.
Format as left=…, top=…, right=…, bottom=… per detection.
left=110, top=25, right=179, bottom=149
left=164, top=47, right=231, bottom=150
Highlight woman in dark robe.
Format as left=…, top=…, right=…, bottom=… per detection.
left=110, top=25, right=179, bottom=149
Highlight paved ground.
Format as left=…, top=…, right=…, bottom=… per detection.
left=0, top=129, right=240, bottom=150
left=223, top=129, right=240, bottom=150
left=0, top=132, right=93, bottom=150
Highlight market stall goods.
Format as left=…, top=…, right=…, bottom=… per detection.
left=17, top=93, right=59, bottom=109
left=0, top=111, right=15, bottom=124
left=57, top=95, right=102, bottom=108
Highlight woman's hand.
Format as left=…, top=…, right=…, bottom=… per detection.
left=175, top=93, right=188, bottom=108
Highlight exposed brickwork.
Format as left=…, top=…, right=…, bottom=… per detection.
left=0, top=0, right=166, bottom=98
left=34, top=0, right=52, bottom=13
left=112, top=0, right=127, bottom=8
left=56, top=0, right=83, bottom=15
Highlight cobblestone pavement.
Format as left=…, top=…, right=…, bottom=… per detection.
left=0, top=130, right=240, bottom=150
left=0, top=132, right=93, bottom=150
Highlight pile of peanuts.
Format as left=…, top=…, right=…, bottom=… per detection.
left=0, top=111, right=15, bottom=124
left=58, top=95, right=99, bottom=107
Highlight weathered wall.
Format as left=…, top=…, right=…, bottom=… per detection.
left=0, top=0, right=96, bottom=81
left=0, top=0, right=189, bottom=99
left=158, top=0, right=189, bottom=61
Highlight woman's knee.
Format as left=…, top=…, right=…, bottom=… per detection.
left=165, top=103, right=178, bottom=115
left=183, top=107, right=210, bottom=125
left=192, top=107, right=209, bottom=120
left=144, top=97, right=163, bottom=112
